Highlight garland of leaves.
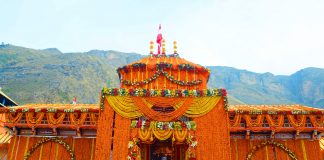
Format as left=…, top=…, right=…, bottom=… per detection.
left=246, top=141, right=297, bottom=160
left=130, top=120, right=196, bottom=130
left=122, top=69, right=202, bottom=86
left=24, top=137, right=75, bottom=160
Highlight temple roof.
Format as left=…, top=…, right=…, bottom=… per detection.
left=1, top=104, right=99, bottom=113
left=229, top=104, right=324, bottom=115
left=3, top=103, right=323, bottom=115
left=118, top=55, right=209, bottom=72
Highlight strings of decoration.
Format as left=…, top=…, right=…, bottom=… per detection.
left=186, top=134, right=198, bottom=159
left=130, top=119, right=196, bottom=130
left=102, top=88, right=227, bottom=97
left=117, top=61, right=207, bottom=73
left=100, top=88, right=228, bottom=112
left=5, top=111, right=98, bottom=128
left=233, top=109, right=324, bottom=115
left=24, top=137, right=75, bottom=160
left=127, top=138, right=141, bottom=160
left=121, top=68, right=202, bottom=86
left=246, top=141, right=298, bottom=160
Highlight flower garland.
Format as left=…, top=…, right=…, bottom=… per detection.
left=130, top=119, right=196, bottom=130
left=246, top=141, right=298, bottom=160
left=186, top=134, right=198, bottom=159
left=121, top=69, right=202, bottom=86
left=5, top=107, right=98, bottom=113
left=127, top=138, right=141, bottom=160
left=102, top=88, right=227, bottom=97
left=24, top=137, right=75, bottom=160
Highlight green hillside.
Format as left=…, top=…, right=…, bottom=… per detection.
left=1, top=44, right=323, bottom=108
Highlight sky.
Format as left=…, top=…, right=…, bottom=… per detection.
left=1, top=0, right=324, bottom=75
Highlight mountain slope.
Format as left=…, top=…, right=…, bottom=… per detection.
left=0, top=44, right=323, bottom=108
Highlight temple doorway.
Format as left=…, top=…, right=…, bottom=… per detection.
left=140, top=139, right=188, bottom=160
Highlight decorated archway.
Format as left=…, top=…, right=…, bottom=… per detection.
left=246, top=141, right=298, bottom=160
left=24, top=137, right=75, bottom=160
left=128, top=119, right=197, bottom=160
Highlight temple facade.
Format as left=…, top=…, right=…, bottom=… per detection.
left=0, top=34, right=323, bottom=160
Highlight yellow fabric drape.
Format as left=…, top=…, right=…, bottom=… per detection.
left=181, top=97, right=221, bottom=117
left=106, top=96, right=143, bottom=118
left=137, top=128, right=188, bottom=142
left=105, top=96, right=222, bottom=120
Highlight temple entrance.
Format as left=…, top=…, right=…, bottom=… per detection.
left=140, top=139, right=188, bottom=160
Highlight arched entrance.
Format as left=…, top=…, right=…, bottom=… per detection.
left=139, top=138, right=188, bottom=160
left=246, top=141, right=298, bottom=160
left=24, top=137, right=75, bottom=160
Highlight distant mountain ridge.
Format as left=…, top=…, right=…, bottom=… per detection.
left=0, top=44, right=323, bottom=108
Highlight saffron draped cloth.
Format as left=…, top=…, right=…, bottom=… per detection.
left=105, top=96, right=222, bottom=121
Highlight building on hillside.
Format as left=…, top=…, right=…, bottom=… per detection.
left=0, top=89, right=18, bottom=107
left=0, top=90, right=17, bottom=159
left=0, top=32, right=324, bottom=160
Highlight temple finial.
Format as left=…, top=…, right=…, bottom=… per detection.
left=162, top=39, right=166, bottom=54
left=173, top=41, right=177, bottom=54
left=149, top=41, right=154, bottom=54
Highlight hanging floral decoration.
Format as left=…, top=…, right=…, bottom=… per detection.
left=246, top=141, right=297, bottom=160
left=121, top=69, right=202, bottom=86
left=130, top=119, right=196, bottom=130
left=24, top=137, right=75, bottom=160
left=100, top=88, right=228, bottom=112
left=186, top=134, right=198, bottom=160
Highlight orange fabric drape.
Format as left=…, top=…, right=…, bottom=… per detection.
left=112, top=114, right=131, bottom=160
left=133, top=97, right=193, bottom=121
left=195, top=98, right=231, bottom=160
left=95, top=98, right=114, bottom=160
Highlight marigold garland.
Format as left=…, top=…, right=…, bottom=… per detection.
left=47, top=112, right=66, bottom=127
left=26, top=112, right=44, bottom=128
left=287, top=115, right=306, bottom=128
left=246, top=141, right=298, bottom=160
